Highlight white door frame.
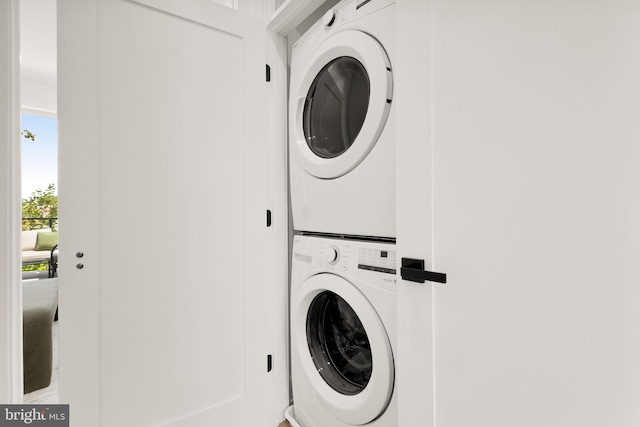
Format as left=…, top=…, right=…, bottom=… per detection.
left=264, top=28, right=291, bottom=427
left=0, top=0, right=24, bottom=404
left=396, top=1, right=436, bottom=426
left=267, top=2, right=438, bottom=426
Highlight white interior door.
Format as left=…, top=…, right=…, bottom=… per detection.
left=432, top=1, right=640, bottom=425
left=58, top=0, right=271, bottom=426
left=397, top=0, right=640, bottom=426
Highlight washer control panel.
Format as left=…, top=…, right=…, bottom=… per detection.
left=293, top=236, right=396, bottom=278
left=358, top=247, right=396, bottom=275
left=319, top=243, right=350, bottom=270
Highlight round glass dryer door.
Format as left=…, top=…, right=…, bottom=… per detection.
left=292, top=273, right=394, bottom=425
left=292, top=30, right=392, bottom=179
left=303, top=57, right=370, bottom=160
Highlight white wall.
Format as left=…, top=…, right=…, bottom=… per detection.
left=20, top=73, right=56, bottom=116
left=0, top=0, right=23, bottom=404
left=20, top=0, right=57, bottom=116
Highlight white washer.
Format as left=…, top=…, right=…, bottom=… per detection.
left=289, top=0, right=396, bottom=239
left=290, top=235, right=397, bottom=427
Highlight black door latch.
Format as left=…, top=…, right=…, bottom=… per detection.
left=401, top=258, right=447, bottom=284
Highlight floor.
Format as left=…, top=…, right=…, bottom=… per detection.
left=23, top=320, right=59, bottom=404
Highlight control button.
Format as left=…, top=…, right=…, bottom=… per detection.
left=323, top=9, right=336, bottom=27
left=327, top=246, right=340, bottom=264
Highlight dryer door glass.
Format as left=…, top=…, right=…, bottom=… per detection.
left=303, top=57, right=370, bottom=159
left=306, top=290, right=372, bottom=395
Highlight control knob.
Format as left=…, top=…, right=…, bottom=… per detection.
left=323, top=9, right=337, bottom=28
left=327, top=246, right=340, bottom=264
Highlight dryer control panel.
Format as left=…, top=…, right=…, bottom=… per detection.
left=292, top=0, right=395, bottom=54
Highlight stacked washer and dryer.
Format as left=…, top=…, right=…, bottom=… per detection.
left=288, top=1, right=397, bottom=426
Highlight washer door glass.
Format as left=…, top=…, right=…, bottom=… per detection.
left=303, top=57, right=370, bottom=159
left=306, top=290, right=372, bottom=395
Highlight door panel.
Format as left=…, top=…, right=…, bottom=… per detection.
left=58, top=0, right=269, bottom=425
left=432, top=1, right=640, bottom=426
left=397, top=0, right=640, bottom=426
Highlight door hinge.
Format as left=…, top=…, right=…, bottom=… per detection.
left=266, top=64, right=271, bottom=82
left=267, top=210, right=272, bottom=227
left=267, top=354, right=273, bottom=372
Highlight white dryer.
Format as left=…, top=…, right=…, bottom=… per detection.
left=289, top=0, right=396, bottom=239
left=290, top=235, right=397, bottom=427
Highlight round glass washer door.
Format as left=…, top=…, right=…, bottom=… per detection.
left=292, top=273, right=394, bottom=425
left=307, top=290, right=373, bottom=396
left=291, top=30, right=392, bottom=179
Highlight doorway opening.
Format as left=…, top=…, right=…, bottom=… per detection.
left=19, top=0, right=59, bottom=404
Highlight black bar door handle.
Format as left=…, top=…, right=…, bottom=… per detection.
left=401, top=258, right=447, bottom=284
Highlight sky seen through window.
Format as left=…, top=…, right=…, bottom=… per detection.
left=21, top=113, right=58, bottom=199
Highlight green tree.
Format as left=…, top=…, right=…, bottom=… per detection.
left=22, top=129, right=36, bottom=141
left=22, top=184, right=58, bottom=230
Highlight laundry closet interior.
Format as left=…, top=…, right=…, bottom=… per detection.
left=5, top=0, right=639, bottom=426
